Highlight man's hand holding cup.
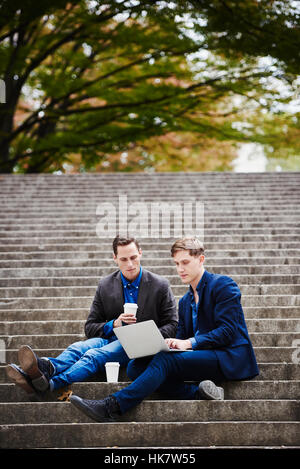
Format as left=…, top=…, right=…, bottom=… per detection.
left=114, top=303, right=138, bottom=328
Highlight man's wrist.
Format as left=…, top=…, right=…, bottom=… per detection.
left=113, top=318, right=122, bottom=328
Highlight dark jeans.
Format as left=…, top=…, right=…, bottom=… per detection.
left=113, top=349, right=225, bottom=414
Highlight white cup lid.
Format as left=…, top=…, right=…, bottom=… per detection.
left=105, top=362, right=120, bottom=367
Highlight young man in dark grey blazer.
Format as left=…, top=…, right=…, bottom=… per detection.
left=6, top=236, right=178, bottom=396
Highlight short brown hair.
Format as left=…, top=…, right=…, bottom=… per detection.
left=171, top=237, right=204, bottom=258
left=113, top=235, right=141, bottom=256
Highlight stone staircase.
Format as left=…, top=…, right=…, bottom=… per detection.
left=0, top=172, right=299, bottom=449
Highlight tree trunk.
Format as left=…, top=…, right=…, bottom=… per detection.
left=0, top=76, right=21, bottom=173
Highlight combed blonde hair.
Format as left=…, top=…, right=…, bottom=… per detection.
left=171, top=237, right=204, bottom=257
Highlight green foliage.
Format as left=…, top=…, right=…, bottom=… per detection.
left=0, top=0, right=299, bottom=173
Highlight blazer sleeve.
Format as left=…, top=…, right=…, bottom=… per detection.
left=84, top=283, right=112, bottom=339
left=192, top=277, right=241, bottom=350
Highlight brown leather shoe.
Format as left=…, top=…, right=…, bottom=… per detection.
left=18, top=345, right=50, bottom=392
left=5, top=364, right=36, bottom=395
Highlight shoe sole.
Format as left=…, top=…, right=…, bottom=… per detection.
left=70, top=395, right=114, bottom=423
left=18, top=345, right=42, bottom=380
left=5, top=364, right=35, bottom=395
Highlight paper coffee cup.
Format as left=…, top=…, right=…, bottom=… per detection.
left=105, top=362, right=120, bottom=383
left=123, top=303, right=138, bottom=317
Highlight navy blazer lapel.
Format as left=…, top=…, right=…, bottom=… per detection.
left=190, top=270, right=209, bottom=334
left=196, top=270, right=209, bottom=306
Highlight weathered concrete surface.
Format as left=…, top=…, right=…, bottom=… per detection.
left=1, top=422, right=300, bottom=448
left=1, top=172, right=300, bottom=448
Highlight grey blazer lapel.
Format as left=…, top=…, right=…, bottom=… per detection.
left=112, top=271, right=125, bottom=314
left=136, top=269, right=151, bottom=321
left=196, top=270, right=208, bottom=306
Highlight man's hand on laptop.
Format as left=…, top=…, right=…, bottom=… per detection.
left=165, top=338, right=193, bottom=351
left=113, top=313, right=137, bottom=328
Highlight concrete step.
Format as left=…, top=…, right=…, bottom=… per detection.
left=0, top=380, right=299, bottom=403
left=3, top=361, right=298, bottom=386
left=1, top=187, right=300, bottom=194
left=1, top=278, right=300, bottom=291
left=6, top=179, right=297, bottom=186
left=2, top=180, right=299, bottom=187
left=2, top=235, right=300, bottom=246
left=1, top=218, right=300, bottom=230
left=1, top=306, right=299, bottom=320
left=0, top=245, right=300, bottom=258
left=1, top=421, right=300, bottom=448
left=1, top=319, right=299, bottom=335
left=250, top=332, right=300, bottom=346
left=0, top=295, right=299, bottom=310
left=1, top=363, right=299, bottom=384
left=1, top=266, right=300, bottom=280
left=1, top=275, right=300, bottom=288
left=2, top=177, right=298, bottom=183
left=0, top=199, right=297, bottom=207
left=1, top=229, right=300, bottom=239
left=1, top=284, right=300, bottom=298
left=5, top=198, right=299, bottom=205
left=1, top=258, right=300, bottom=271
left=1, top=400, right=300, bottom=425
left=2, top=331, right=299, bottom=350
left=4, top=183, right=298, bottom=189
left=1, top=186, right=299, bottom=194
left=2, top=199, right=300, bottom=206
left=2, top=249, right=300, bottom=261
left=1, top=181, right=299, bottom=189
left=0, top=360, right=300, bottom=383
left=2, top=346, right=298, bottom=364
left=7, top=195, right=299, bottom=200
left=1, top=242, right=299, bottom=252
left=2, top=189, right=300, bottom=197
left=1, top=214, right=300, bottom=225
left=2, top=194, right=299, bottom=200
left=1, top=212, right=300, bottom=222
left=1, top=223, right=300, bottom=233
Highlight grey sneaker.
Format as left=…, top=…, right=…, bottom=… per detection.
left=199, top=380, right=224, bottom=400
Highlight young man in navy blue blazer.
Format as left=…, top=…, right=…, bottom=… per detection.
left=70, top=237, right=259, bottom=422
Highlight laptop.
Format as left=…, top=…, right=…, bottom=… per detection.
left=114, top=320, right=188, bottom=359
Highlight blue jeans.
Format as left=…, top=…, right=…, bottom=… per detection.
left=48, top=337, right=129, bottom=390
left=113, top=350, right=225, bottom=414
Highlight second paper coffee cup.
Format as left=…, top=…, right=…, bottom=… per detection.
left=105, top=362, right=120, bottom=382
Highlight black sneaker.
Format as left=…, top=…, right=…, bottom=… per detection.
left=18, top=345, right=53, bottom=392
left=70, top=394, right=121, bottom=422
